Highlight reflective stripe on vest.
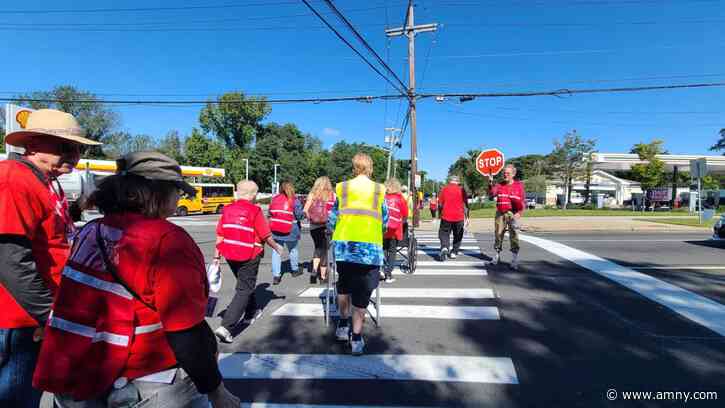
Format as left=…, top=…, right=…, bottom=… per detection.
left=268, top=218, right=293, bottom=224
left=339, top=182, right=382, bottom=221
left=223, top=238, right=263, bottom=248
left=222, top=224, right=254, bottom=233
left=48, top=315, right=129, bottom=347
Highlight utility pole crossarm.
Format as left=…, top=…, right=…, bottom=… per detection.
left=385, top=23, right=438, bottom=37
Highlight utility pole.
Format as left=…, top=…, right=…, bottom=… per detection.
left=386, top=2, right=437, bottom=228
left=385, top=127, right=401, bottom=180
left=243, top=158, right=249, bottom=181
left=273, top=163, right=280, bottom=195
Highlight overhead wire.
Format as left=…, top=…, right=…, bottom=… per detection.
left=321, top=0, right=409, bottom=94
left=0, top=1, right=304, bottom=14
left=300, top=0, right=407, bottom=95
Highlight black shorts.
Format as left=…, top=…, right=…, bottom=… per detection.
left=336, top=261, right=379, bottom=309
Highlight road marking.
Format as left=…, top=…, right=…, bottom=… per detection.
left=632, top=266, right=725, bottom=270
left=395, top=268, right=488, bottom=276
left=218, top=353, right=517, bottom=384
left=300, top=287, right=495, bottom=299
left=404, top=250, right=483, bottom=256
left=554, top=239, right=706, bottom=243
left=237, top=404, right=433, bottom=408
left=273, top=303, right=500, bottom=320
left=417, top=245, right=480, bottom=250
left=417, top=261, right=487, bottom=267
left=520, top=234, right=725, bottom=337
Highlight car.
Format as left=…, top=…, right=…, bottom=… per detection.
left=526, top=198, right=537, bottom=209
left=713, top=215, right=725, bottom=240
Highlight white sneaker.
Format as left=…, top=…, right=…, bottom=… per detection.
left=335, top=324, right=350, bottom=342
left=491, top=252, right=500, bottom=265
left=242, top=309, right=263, bottom=325
left=511, top=253, right=519, bottom=270
left=351, top=336, right=365, bottom=356
left=214, top=326, right=233, bottom=343
left=449, top=251, right=457, bottom=259
left=385, top=277, right=396, bottom=283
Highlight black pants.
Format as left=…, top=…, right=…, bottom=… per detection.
left=430, top=209, right=437, bottom=218
left=221, top=256, right=261, bottom=330
left=309, top=227, right=329, bottom=271
left=383, top=238, right=398, bottom=276
left=439, top=220, right=465, bottom=253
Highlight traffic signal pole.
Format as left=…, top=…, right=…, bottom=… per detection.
left=386, top=1, right=437, bottom=228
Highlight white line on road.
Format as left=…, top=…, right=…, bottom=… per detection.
left=417, top=245, right=480, bottom=250
left=237, top=404, right=434, bottom=408
left=273, top=303, right=501, bottom=320
left=417, top=261, right=487, bottom=267
left=219, top=353, right=517, bottom=384
left=299, top=287, right=495, bottom=299
left=632, top=266, right=725, bottom=270
left=405, top=250, right=483, bottom=256
left=520, top=234, right=725, bottom=337
left=395, top=268, right=488, bottom=276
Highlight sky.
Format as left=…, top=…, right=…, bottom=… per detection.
left=1, top=0, right=723, bottom=180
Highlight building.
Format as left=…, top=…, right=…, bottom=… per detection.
left=545, top=170, right=642, bottom=207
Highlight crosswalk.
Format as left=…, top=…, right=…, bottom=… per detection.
left=216, top=228, right=518, bottom=407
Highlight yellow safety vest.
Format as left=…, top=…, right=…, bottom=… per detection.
left=332, top=176, right=385, bottom=246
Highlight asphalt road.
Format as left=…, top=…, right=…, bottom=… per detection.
left=128, top=216, right=725, bottom=407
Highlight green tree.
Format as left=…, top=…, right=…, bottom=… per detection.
left=199, top=92, right=271, bottom=150
left=630, top=139, right=667, bottom=193
left=326, top=141, right=388, bottom=186
left=100, top=132, right=157, bottom=159
left=15, top=86, right=119, bottom=156
left=184, top=128, right=226, bottom=169
left=157, top=130, right=186, bottom=163
left=702, top=175, right=721, bottom=190
left=523, top=175, right=547, bottom=196
left=710, top=128, right=725, bottom=153
left=507, top=154, right=550, bottom=179
left=549, top=130, right=596, bottom=208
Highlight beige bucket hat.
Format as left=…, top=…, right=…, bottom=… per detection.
left=4, top=108, right=102, bottom=147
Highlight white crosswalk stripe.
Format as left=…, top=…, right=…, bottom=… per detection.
left=394, top=268, right=488, bottom=276
left=417, top=261, right=487, bottom=267
left=273, top=303, right=501, bottom=320
left=299, top=287, right=495, bottom=299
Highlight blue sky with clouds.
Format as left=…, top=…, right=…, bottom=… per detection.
left=1, top=0, right=723, bottom=180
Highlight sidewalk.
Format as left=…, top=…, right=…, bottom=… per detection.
left=417, top=216, right=708, bottom=233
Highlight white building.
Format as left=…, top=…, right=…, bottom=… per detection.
left=545, top=170, right=642, bottom=207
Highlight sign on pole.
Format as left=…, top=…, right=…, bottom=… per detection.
left=4, top=103, right=35, bottom=154
left=689, top=158, right=708, bottom=178
left=475, top=149, right=505, bottom=176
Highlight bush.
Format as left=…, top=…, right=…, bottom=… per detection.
left=469, top=201, right=496, bottom=211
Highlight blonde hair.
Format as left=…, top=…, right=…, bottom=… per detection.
left=352, top=152, right=373, bottom=176
left=310, top=176, right=333, bottom=201
left=384, top=178, right=402, bottom=194
left=236, top=180, right=258, bottom=200
left=281, top=181, right=295, bottom=199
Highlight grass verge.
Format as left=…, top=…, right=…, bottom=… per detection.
left=636, top=217, right=717, bottom=228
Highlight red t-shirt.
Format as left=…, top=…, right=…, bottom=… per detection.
left=489, top=180, right=525, bottom=214
left=439, top=183, right=468, bottom=222
left=216, top=199, right=272, bottom=258
left=102, top=213, right=209, bottom=379
left=0, top=159, right=71, bottom=328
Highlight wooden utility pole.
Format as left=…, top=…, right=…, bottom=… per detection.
left=386, top=1, right=437, bottom=227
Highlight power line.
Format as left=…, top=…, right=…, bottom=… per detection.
left=420, top=82, right=725, bottom=99
left=442, top=18, right=725, bottom=29
left=300, top=0, right=407, bottom=95
left=321, top=0, right=409, bottom=94
left=0, top=94, right=405, bottom=105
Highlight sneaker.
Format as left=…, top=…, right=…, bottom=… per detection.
left=291, top=269, right=303, bottom=277
left=379, top=272, right=386, bottom=281
left=214, top=326, right=233, bottom=343
left=491, top=252, right=500, bottom=265
left=439, top=247, right=448, bottom=262
left=335, top=324, right=350, bottom=342
left=272, top=276, right=281, bottom=285
left=449, top=251, right=457, bottom=259
left=351, top=336, right=365, bottom=356
left=385, top=276, right=396, bottom=283
left=511, top=253, right=519, bottom=270
left=242, top=309, right=263, bottom=325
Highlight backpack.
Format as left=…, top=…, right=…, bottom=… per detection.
left=308, top=199, right=330, bottom=224
left=385, top=195, right=403, bottom=231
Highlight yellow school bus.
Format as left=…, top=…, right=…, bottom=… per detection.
left=175, top=183, right=235, bottom=216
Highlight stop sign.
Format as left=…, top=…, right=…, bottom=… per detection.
left=475, top=149, right=505, bottom=176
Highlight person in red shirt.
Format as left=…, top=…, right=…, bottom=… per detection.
left=429, top=193, right=439, bottom=219
left=36, top=152, right=240, bottom=408
left=0, top=109, right=100, bottom=408
left=383, top=178, right=409, bottom=283
left=213, top=180, right=285, bottom=343
left=487, top=164, right=525, bottom=269
left=437, top=175, right=470, bottom=261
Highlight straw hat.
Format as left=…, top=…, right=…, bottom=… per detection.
left=4, top=109, right=102, bottom=147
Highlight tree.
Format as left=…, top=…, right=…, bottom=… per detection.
left=507, top=154, right=550, bottom=179
left=199, top=92, right=271, bottom=150
left=549, top=130, right=596, bottom=208
left=157, top=130, right=186, bottom=163
left=710, top=128, right=725, bottom=153
left=702, top=175, right=721, bottom=190
left=326, top=141, right=388, bottom=186
left=15, top=86, right=119, bottom=156
left=629, top=139, right=667, bottom=194
left=184, top=128, right=226, bottom=170
left=100, top=132, right=157, bottom=159
left=523, top=175, right=547, bottom=196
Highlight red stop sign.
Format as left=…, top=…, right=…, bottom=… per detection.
left=475, top=149, right=505, bottom=176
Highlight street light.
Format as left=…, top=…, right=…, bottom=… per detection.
left=273, top=163, right=280, bottom=195
left=385, top=127, right=401, bottom=180
left=242, top=158, right=249, bottom=181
